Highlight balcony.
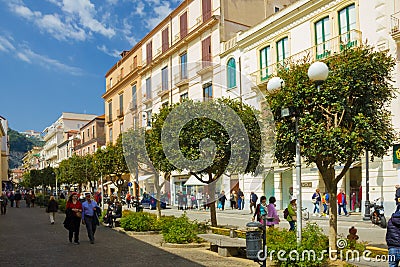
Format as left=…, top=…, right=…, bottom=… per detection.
left=251, top=30, right=362, bottom=88
left=391, top=12, right=400, bottom=42
left=196, top=61, right=215, bottom=75
left=222, top=36, right=237, bottom=54
left=157, top=84, right=169, bottom=97
left=174, top=73, right=189, bottom=87
left=106, top=115, right=113, bottom=124
left=117, top=109, right=124, bottom=119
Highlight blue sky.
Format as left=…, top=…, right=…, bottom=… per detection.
left=0, top=0, right=181, bottom=132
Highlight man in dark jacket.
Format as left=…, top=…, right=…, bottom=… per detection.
left=395, top=185, right=400, bottom=206
left=386, top=208, right=400, bottom=267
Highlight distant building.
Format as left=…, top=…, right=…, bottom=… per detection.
left=22, top=146, right=42, bottom=171
left=74, top=115, right=106, bottom=156
left=41, top=112, right=97, bottom=168
left=0, top=116, right=9, bottom=192
left=20, top=130, right=42, bottom=140
left=10, top=169, right=23, bottom=185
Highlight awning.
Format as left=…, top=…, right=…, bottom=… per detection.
left=138, top=174, right=154, bottom=181
left=184, top=175, right=208, bottom=186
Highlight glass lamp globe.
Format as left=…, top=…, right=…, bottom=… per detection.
left=308, top=61, right=329, bottom=82
left=267, top=77, right=285, bottom=92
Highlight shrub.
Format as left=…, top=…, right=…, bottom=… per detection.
left=267, top=222, right=329, bottom=267
left=120, top=212, right=158, bottom=232
left=162, top=214, right=201, bottom=244
left=58, top=199, right=66, bottom=212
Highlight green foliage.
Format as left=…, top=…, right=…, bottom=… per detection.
left=58, top=199, right=66, bottom=212
left=161, top=214, right=202, bottom=244
left=35, top=193, right=50, bottom=207
left=267, top=223, right=329, bottom=266
left=8, top=128, right=43, bottom=168
left=120, top=212, right=159, bottom=232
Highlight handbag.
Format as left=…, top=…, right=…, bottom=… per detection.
left=311, top=198, right=317, bottom=204
left=76, top=211, right=82, bottom=218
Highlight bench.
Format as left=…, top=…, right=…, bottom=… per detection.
left=197, top=233, right=246, bottom=257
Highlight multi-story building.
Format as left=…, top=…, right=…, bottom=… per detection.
left=103, top=0, right=297, bottom=202
left=41, top=112, right=97, bottom=168
left=0, top=116, right=8, bottom=192
left=22, top=146, right=42, bottom=171
left=220, top=0, right=400, bottom=211
left=20, top=130, right=42, bottom=140
left=74, top=115, right=106, bottom=156
left=57, top=130, right=80, bottom=163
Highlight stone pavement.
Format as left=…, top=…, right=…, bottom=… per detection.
left=0, top=206, right=206, bottom=267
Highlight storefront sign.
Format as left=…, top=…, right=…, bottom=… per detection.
left=301, top=182, right=312, bottom=188
left=394, top=144, right=400, bottom=164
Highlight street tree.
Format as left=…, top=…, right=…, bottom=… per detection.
left=149, top=98, right=264, bottom=226
left=265, top=45, right=397, bottom=250
left=94, top=135, right=129, bottom=201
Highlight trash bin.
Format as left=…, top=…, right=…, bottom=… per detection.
left=246, top=221, right=263, bottom=260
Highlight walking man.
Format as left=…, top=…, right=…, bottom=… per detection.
left=82, top=193, right=100, bottom=244
left=386, top=206, right=400, bottom=267
left=0, top=192, right=8, bottom=215
left=249, top=191, right=258, bottom=214
left=237, top=188, right=244, bottom=210
left=337, top=189, right=349, bottom=216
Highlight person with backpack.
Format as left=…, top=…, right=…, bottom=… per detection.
left=252, top=196, right=267, bottom=223
left=286, top=197, right=297, bottom=231
left=386, top=206, right=400, bottom=267
left=312, top=188, right=322, bottom=216
left=266, top=196, right=280, bottom=227
left=322, top=192, right=329, bottom=217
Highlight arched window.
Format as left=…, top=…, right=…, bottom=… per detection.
left=227, top=58, right=236, bottom=89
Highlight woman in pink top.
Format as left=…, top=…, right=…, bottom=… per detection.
left=266, top=196, right=280, bottom=227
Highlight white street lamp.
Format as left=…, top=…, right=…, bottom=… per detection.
left=267, top=61, right=329, bottom=246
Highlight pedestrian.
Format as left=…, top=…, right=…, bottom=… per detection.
left=287, top=197, right=297, bottom=231
left=312, top=188, right=322, bottom=216
left=196, top=191, right=203, bottom=210
left=230, top=191, right=236, bottom=209
left=47, top=196, right=59, bottom=224
left=237, top=188, right=244, bottom=210
left=250, top=191, right=258, bottom=214
left=81, top=192, right=100, bottom=244
left=252, top=196, right=267, bottom=223
left=337, top=189, right=349, bottom=216
left=395, top=185, right=400, bottom=206
left=0, top=192, right=8, bottom=215
left=14, top=190, right=21, bottom=208
left=266, top=196, right=280, bottom=227
left=107, top=201, right=122, bottom=228
left=64, top=193, right=82, bottom=244
left=60, top=192, right=65, bottom=200
left=30, top=191, right=36, bottom=207
left=351, top=192, right=356, bottom=211
left=25, top=192, right=31, bottom=208
left=322, top=192, right=329, bottom=217
left=9, top=191, right=15, bottom=208
left=386, top=207, right=400, bottom=267
left=187, top=194, right=192, bottom=210
left=218, top=191, right=227, bottom=211
left=125, top=193, right=131, bottom=208
left=177, top=191, right=184, bottom=210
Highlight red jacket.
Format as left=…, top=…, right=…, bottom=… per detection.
left=337, top=192, right=347, bottom=205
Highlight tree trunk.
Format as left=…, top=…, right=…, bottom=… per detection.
left=324, top=167, right=338, bottom=253
left=154, top=173, right=161, bottom=219
left=208, top=176, right=217, bottom=227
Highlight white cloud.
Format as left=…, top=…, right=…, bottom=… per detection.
left=0, top=36, right=16, bottom=52
left=106, top=0, right=118, bottom=5
left=145, top=3, right=173, bottom=30
left=97, top=44, right=121, bottom=58
left=135, top=1, right=145, bottom=16
left=37, top=14, right=86, bottom=41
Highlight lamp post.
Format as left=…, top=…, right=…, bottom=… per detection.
left=363, top=150, right=371, bottom=220
left=267, top=61, right=329, bottom=245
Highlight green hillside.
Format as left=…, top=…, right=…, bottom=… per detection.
left=8, top=129, right=44, bottom=169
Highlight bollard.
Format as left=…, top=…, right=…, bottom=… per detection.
left=246, top=221, right=263, bottom=260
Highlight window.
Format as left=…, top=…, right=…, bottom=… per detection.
left=146, top=41, right=152, bottom=65
left=109, top=128, right=113, bottom=142
left=162, top=66, right=168, bottom=91
left=146, top=110, right=152, bottom=127
left=202, top=36, right=211, bottom=68
left=146, top=78, right=152, bottom=99
left=109, top=78, right=113, bottom=88
left=227, top=58, right=236, bottom=89
left=180, top=12, right=188, bottom=38
left=93, top=145, right=96, bottom=152
left=260, top=46, right=271, bottom=81
left=132, top=84, right=137, bottom=109
left=202, top=0, right=211, bottom=22
left=180, top=92, right=189, bottom=102
left=87, top=128, right=90, bottom=139
left=120, top=67, right=124, bottom=79
left=338, top=4, right=356, bottom=46
left=203, top=83, right=212, bottom=101
left=133, top=56, right=137, bottom=68
left=92, top=125, right=95, bottom=138
left=108, top=101, right=112, bottom=121
left=119, top=93, right=124, bottom=116
left=180, top=53, right=187, bottom=79
left=276, top=37, right=289, bottom=66
left=274, top=6, right=280, bottom=13
left=82, top=132, right=85, bottom=143
left=162, top=28, right=169, bottom=53
left=315, top=17, right=331, bottom=59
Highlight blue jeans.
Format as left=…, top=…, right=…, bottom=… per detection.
left=237, top=198, right=242, bottom=210
left=84, top=216, right=97, bottom=242
left=323, top=204, right=329, bottom=215
left=338, top=204, right=348, bottom=215
left=389, top=247, right=400, bottom=267
left=289, top=221, right=296, bottom=231
left=313, top=203, right=320, bottom=213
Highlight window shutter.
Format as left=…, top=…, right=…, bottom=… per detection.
left=180, top=12, right=188, bottom=39
left=146, top=41, right=152, bottom=65
left=202, top=0, right=211, bottom=22
left=202, top=36, right=211, bottom=67
left=162, top=28, right=169, bottom=53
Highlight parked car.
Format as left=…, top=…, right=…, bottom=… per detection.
left=141, top=195, right=166, bottom=210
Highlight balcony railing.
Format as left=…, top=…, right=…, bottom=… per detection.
left=174, top=72, right=189, bottom=87
left=391, top=12, right=400, bottom=38
left=251, top=30, right=362, bottom=87
left=222, top=36, right=237, bottom=53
